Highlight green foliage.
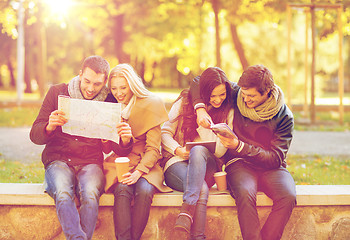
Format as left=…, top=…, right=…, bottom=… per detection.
left=1, top=0, right=350, bottom=98
left=0, top=159, right=44, bottom=183
left=286, top=154, right=350, bottom=185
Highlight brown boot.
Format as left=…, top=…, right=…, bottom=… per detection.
left=174, top=203, right=196, bottom=233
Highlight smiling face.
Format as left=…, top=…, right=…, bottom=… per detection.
left=241, top=87, right=269, bottom=109
left=209, top=83, right=227, bottom=108
left=79, top=67, right=106, bottom=100
left=110, top=76, right=133, bottom=104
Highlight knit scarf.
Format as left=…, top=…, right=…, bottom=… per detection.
left=237, top=85, right=284, bottom=122
left=68, top=76, right=109, bottom=101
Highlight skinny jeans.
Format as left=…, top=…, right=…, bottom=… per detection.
left=113, top=177, right=155, bottom=240
left=164, top=145, right=217, bottom=239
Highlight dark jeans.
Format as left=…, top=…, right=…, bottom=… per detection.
left=164, top=145, right=217, bottom=239
left=113, top=177, right=156, bottom=240
left=226, top=161, right=296, bottom=240
left=45, top=161, right=105, bottom=240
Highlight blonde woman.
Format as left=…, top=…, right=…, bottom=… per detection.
left=103, top=64, right=171, bottom=240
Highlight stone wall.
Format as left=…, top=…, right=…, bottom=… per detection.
left=1, top=205, right=350, bottom=240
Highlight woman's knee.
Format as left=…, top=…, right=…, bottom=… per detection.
left=189, top=145, right=209, bottom=161
left=113, top=182, right=133, bottom=199
left=133, top=179, right=155, bottom=206
left=135, top=178, right=155, bottom=199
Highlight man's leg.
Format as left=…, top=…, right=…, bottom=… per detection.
left=45, top=161, right=87, bottom=240
left=259, top=167, right=296, bottom=240
left=76, top=164, right=105, bottom=240
left=226, top=161, right=262, bottom=240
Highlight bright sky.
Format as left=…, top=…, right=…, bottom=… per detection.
left=43, top=0, right=73, bottom=16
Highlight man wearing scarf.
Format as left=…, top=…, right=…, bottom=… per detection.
left=30, top=56, right=133, bottom=240
left=191, top=65, right=296, bottom=240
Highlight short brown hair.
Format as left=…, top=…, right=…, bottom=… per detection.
left=238, top=64, right=274, bottom=95
left=82, top=55, right=110, bottom=81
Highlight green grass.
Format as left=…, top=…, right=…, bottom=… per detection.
left=0, top=154, right=348, bottom=184
left=0, top=89, right=41, bottom=101
left=0, top=107, right=39, bottom=127
left=286, top=154, right=350, bottom=185
left=0, top=159, right=44, bottom=183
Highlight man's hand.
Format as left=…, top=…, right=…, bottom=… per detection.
left=196, top=108, right=213, bottom=128
left=217, top=134, right=240, bottom=150
left=121, top=170, right=142, bottom=185
left=46, top=110, right=67, bottom=135
left=175, top=146, right=189, bottom=160
left=116, top=122, right=132, bottom=145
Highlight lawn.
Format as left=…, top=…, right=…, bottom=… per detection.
left=286, top=154, right=350, bottom=185
left=0, top=154, right=349, bottom=184
left=0, top=159, right=44, bottom=183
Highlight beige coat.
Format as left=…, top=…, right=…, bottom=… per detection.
left=104, top=95, right=172, bottom=193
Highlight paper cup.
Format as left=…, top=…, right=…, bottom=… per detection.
left=115, top=157, right=130, bottom=182
left=214, top=171, right=227, bottom=191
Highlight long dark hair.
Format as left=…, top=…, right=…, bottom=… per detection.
left=172, top=89, right=198, bottom=142
left=199, top=67, right=232, bottom=124
left=171, top=67, right=232, bottom=142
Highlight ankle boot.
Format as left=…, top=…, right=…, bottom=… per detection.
left=174, top=202, right=196, bottom=233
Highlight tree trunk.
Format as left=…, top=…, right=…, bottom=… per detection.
left=113, top=14, right=130, bottom=63
left=211, top=0, right=221, bottom=67
left=24, top=7, right=32, bottom=93
left=33, top=2, right=47, bottom=98
left=8, top=60, right=15, bottom=88
left=0, top=72, right=3, bottom=87
left=229, top=23, right=249, bottom=70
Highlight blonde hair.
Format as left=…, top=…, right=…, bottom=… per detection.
left=108, top=63, right=153, bottom=119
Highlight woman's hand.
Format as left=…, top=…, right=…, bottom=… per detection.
left=175, top=146, right=189, bottom=160
left=196, top=108, right=212, bottom=128
left=116, top=122, right=133, bottom=145
left=121, top=170, right=143, bottom=185
left=46, top=110, right=67, bottom=134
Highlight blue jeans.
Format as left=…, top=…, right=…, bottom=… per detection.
left=45, top=161, right=105, bottom=240
left=164, top=145, right=217, bottom=239
left=226, top=161, right=296, bottom=240
left=113, top=177, right=156, bottom=240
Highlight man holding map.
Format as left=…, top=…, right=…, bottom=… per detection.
left=30, top=55, right=133, bottom=240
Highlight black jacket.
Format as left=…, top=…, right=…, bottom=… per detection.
left=30, top=83, right=132, bottom=168
left=190, top=77, right=293, bottom=170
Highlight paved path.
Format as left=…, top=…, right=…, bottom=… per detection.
left=0, top=128, right=349, bottom=163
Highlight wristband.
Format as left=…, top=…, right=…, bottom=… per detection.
left=194, top=103, right=206, bottom=111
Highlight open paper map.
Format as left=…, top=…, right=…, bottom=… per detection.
left=58, top=96, right=122, bottom=143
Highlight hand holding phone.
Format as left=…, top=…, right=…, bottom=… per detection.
left=211, top=123, right=236, bottom=139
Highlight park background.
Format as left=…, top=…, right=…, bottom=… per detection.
left=0, top=0, right=349, bottom=185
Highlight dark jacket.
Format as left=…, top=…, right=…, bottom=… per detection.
left=30, top=83, right=132, bottom=169
left=190, top=78, right=293, bottom=170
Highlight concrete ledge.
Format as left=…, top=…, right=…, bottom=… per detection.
left=1, top=183, right=350, bottom=239
left=1, top=183, right=349, bottom=207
